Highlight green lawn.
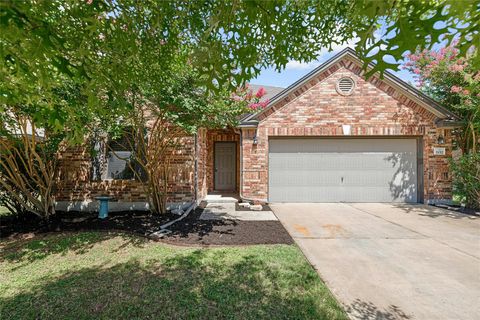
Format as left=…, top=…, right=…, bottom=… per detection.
left=0, top=205, right=10, bottom=216
left=0, top=232, right=346, bottom=320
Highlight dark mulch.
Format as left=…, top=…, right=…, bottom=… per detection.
left=162, top=207, right=293, bottom=246
left=431, top=204, right=480, bottom=216
left=1, top=206, right=293, bottom=246
left=0, top=210, right=174, bottom=239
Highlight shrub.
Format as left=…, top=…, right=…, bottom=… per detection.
left=0, top=116, right=59, bottom=219
left=451, top=153, right=480, bottom=210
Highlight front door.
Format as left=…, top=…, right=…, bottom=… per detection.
left=214, top=142, right=236, bottom=190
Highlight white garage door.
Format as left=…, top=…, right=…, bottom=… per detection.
left=268, top=138, right=418, bottom=203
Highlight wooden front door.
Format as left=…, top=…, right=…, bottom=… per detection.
left=214, top=142, right=236, bottom=190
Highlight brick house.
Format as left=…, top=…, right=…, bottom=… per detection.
left=56, top=48, right=459, bottom=211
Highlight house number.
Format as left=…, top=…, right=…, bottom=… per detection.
left=433, top=147, right=446, bottom=156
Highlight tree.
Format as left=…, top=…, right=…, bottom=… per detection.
left=103, top=68, right=267, bottom=214
left=0, top=113, right=61, bottom=219
left=1, top=0, right=478, bottom=141
left=403, top=44, right=479, bottom=154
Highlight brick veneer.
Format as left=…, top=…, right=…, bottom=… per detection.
left=196, top=128, right=208, bottom=200
left=56, top=136, right=196, bottom=204
left=241, top=57, right=453, bottom=203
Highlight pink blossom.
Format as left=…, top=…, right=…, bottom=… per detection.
left=255, top=87, right=266, bottom=98
left=87, top=0, right=93, bottom=4
left=413, top=68, right=420, bottom=74
left=259, top=99, right=269, bottom=108
left=249, top=103, right=260, bottom=110
left=450, top=86, right=462, bottom=93
left=449, top=64, right=464, bottom=72
left=462, top=89, right=470, bottom=95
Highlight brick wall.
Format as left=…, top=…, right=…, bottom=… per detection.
left=196, top=128, right=208, bottom=200
left=56, top=136, right=196, bottom=204
left=241, top=58, right=453, bottom=203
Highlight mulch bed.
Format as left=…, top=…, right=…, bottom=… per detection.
left=161, top=207, right=293, bottom=246
left=0, top=210, right=174, bottom=239
left=431, top=204, right=479, bottom=216
left=0, top=206, right=293, bottom=246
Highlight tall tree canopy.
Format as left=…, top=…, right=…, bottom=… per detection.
left=1, top=0, right=479, bottom=139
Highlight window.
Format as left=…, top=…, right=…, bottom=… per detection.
left=104, top=130, right=135, bottom=180
left=336, top=77, right=355, bottom=95
left=90, top=130, right=136, bottom=181
left=105, top=151, right=134, bottom=180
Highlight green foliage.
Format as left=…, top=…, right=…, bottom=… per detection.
left=140, top=66, right=255, bottom=133
left=450, top=153, right=480, bottom=210
left=353, top=0, right=479, bottom=78
left=2, top=0, right=478, bottom=141
left=403, top=44, right=479, bottom=153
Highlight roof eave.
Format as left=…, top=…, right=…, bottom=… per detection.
left=435, top=119, right=464, bottom=128
left=237, top=120, right=259, bottom=128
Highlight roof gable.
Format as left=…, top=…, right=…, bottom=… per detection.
left=243, top=48, right=457, bottom=124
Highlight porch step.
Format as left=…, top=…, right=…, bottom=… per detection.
left=204, top=194, right=239, bottom=204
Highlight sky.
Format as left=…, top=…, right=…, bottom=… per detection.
left=250, top=42, right=417, bottom=89
left=251, top=20, right=453, bottom=89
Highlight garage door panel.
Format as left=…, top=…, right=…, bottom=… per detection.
left=268, top=139, right=418, bottom=203
left=269, top=170, right=343, bottom=186
left=269, top=186, right=348, bottom=203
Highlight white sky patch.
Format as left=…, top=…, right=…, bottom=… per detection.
left=285, top=60, right=321, bottom=70
left=284, top=38, right=358, bottom=70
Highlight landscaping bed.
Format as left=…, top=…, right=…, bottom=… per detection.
left=431, top=203, right=480, bottom=216
left=1, top=206, right=293, bottom=246
left=163, top=206, right=293, bottom=246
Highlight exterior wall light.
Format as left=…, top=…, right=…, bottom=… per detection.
left=437, top=134, right=445, bottom=145
left=252, top=128, right=259, bottom=145
left=436, top=129, right=445, bottom=144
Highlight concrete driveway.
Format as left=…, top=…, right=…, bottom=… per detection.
left=271, top=203, right=480, bottom=320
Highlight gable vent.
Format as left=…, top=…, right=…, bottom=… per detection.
left=336, top=77, right=355, bottom=95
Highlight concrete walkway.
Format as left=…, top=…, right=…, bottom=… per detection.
left=271, top=203, right=480, bottom=320
left=200, top=201, right=277, bottom=221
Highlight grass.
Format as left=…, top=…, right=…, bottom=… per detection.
left=0, top=232, right=346, bottom=320
left=0, top=205, right=10, bottom=217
